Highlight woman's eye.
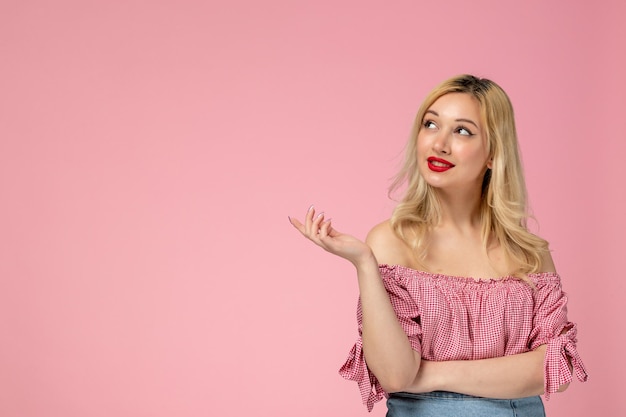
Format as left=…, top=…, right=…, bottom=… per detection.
left=423, top=120, right=437, bottom=129
left=456, top=126, right=473, bottom=136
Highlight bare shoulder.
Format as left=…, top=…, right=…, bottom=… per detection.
left=538, top=240, right=557, bottom=273
left=365, top=219, right=413, bottom=266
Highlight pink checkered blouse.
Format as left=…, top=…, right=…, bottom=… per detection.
left=338, top=264, right=588, bottom=411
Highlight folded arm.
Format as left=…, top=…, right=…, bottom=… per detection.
left=408, top=343, right=573, bottom=399
left=408, top=346, right=547, bottom=398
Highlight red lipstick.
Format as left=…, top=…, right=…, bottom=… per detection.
left=427, top=157, right=455, bottom=172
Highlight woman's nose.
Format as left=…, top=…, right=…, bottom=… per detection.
left=432, top=131, right=450, bottom=154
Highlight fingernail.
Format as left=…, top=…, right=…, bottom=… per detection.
left=308, top=205, right=314, bottom=212
left=287, top=215, right=291, bottom=222
left=316, top=212, right=324, bottom=218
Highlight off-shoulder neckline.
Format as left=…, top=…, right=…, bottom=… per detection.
left=378, top=263, right=559, bottom=283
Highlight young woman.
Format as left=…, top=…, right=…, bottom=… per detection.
left=289, top=75, right=587, bottom=416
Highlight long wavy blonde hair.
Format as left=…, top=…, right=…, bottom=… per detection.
left=390, top=74, right=548, bottom=277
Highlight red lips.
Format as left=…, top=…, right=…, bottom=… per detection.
left=427, top=157, right=455, bottom=172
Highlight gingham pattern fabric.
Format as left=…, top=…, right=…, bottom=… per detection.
left=338, top=264, right=588, bottom=411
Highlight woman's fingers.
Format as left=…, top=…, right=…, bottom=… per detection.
left=319, top=217, right=332, bottom=240
left=304, top=204, right=315, bottom=234
left=289, top=207, right=371, bottom=264
left=289, top=205, right=335, bottom=247
left=311, top=211, right=325, bottom=237
left=304, top=205, right=325, bottom=239
left=288, top=216, right=305, bottom=234
left=290, top=205, right=316, bottom=236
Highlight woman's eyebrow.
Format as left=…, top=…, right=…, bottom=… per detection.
left=456, top=118, right=479, bottom=128
left=425, top=110, right=479, bottom=128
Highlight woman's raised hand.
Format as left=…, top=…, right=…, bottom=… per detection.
left=289, top=205, right=375, bottom=268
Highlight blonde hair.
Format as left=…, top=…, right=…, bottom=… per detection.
left=390, top=74, right=548, bottom=277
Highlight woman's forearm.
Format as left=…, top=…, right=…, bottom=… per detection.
left=409, top=346, right=546, bottom=398
left=288, top=211, right=420, bottom=392
left=356, top=257, right=421, bottom=393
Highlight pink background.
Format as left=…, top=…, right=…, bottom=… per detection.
left=1, top=1, right=624, bottom=416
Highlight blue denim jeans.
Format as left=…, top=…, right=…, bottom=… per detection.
left=386, top=391, right=545, bottom=417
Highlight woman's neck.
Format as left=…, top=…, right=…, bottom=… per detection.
left=434, top=188, right=483, bottom=232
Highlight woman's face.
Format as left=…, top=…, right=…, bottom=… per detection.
left=416, top=93, right=491, bottom=193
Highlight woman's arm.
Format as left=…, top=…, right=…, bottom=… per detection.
left=354, top=256, right=422, bottom=392
left=408, top=346, right=548, bottom=398
left=289, top=208, right=421, bottom=392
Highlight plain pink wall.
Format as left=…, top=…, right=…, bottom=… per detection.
left=1, top=1, right=624, bottom=416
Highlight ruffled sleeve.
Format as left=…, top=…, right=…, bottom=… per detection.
left=338, top=265, right=422, bottom=411
left=528, top=274, right=588, bottom=399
